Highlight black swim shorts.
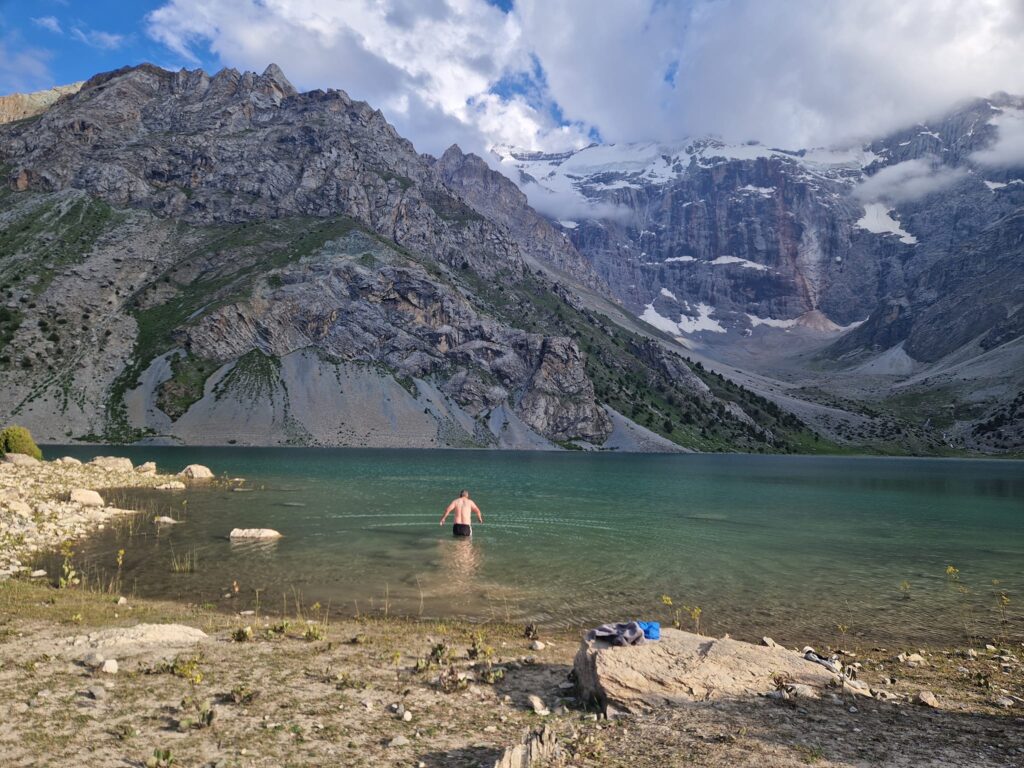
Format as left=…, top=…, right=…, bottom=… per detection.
left=453, top=523, right=472, bottom=537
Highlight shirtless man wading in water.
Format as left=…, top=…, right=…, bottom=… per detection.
left=439, top=490, right=483, bottom=537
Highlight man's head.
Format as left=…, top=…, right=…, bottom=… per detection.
left=459, top=489, right=469, bottom=498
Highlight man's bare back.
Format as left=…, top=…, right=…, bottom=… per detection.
left=440, top=490, right=482, bottom=537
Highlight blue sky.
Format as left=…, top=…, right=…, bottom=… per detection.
left=0, top=0, right=213, bottom=88
left=1, top=0, right=1022, bottom=161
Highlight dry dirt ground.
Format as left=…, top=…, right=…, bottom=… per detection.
left=0, top=580, right=1021, bottom=768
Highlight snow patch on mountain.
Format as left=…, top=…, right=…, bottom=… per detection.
left=641, top=301, right=725, bottom=336
left=710, top=255, right=769, bottom=271
left=856, top=203, right=918, bottom=244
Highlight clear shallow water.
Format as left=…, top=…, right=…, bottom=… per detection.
left=44, top=446, right=1024, bottom=646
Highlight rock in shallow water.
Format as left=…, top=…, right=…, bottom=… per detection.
left=178, top=464, right=214, bottom=480
left=229, top=528, right=282, bottom=539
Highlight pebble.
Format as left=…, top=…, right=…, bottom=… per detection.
left=388, top=735, right=409, bottom=748
left=86, top=685, right=107, bottom=700
left=528, top=694, right=550, bottom=716
left=986, top=644, right=997, bottom=652
left=117, top=596, right=128, bottom=605
left=483, top=725, right=497, bottom=733
left=531, top=640, right=546, bottom=651
left=915, top=691, right=939, bottom=708
left=994, top=697, right=1015, bottom=709
left=82, top=651, right=105, bottom=669
left=29, top=569, right=46, bottom=578
left=100, top=659, right=119, bottom=674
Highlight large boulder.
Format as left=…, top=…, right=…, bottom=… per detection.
left=69, top=489, right=104, bottom=507
left=89, top=456, right=134, bottom=472
left=2, top=453, right=40, bottom=466
left=178, top=464, right=214, bottom=480
left=574, top=628, right=837, bottom=713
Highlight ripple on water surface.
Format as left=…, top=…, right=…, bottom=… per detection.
left=46, top=446, right=1024, bottom=647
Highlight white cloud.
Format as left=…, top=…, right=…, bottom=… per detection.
left=145, top=0, right=585, bottom=157
left=70, top=27, right=126, bottom=50
left=144, top=0, right=1024, bottom=157
left=972, top=107, right=1024, bottom=168
left=0, top=37, right=53, bottom=94
left=32, top=17, right=63, bottom=35
left=853, top=157, right=968, bottom=204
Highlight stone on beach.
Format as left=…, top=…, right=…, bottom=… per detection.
left=153, top=516, right=181, bottom=525
left=156, top=481, right=187, bottom=490
left=67, top=624, right=208, bottom=661
left=574, top=627, right=838, bottom=713
left=69, top=489, right=104, bottom=507
left=179, top=464, right=214, bottom=480
left=89, top=456, right=134, bottom=472
left=229, top=528, right=282, bottom=539
left=55, top=456, right=82, bottom=466
left=135, top=462, right=157, bottom=475
left=915, top=691, right=940, bottom=708
left=2, top=453, right=40, bottom=466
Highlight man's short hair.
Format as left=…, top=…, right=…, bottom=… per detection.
left=459, top=489, right=469, bottom=497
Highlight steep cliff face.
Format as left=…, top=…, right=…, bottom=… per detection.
left=496, top=96, right=1024, bottom=360
left=434, top=145, right=606, bottom=290
left=496, top=98, right=1024, bottom=453
left=0, top=83, right=83, bottom=125
left=0, top=64, right=813, bottom=453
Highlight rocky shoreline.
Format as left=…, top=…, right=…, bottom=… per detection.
left=0, top=452, right=214, bottom=580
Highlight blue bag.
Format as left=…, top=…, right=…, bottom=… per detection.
left=636, top=620, right=660, bottom=641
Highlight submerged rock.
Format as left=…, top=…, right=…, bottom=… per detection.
left=156, top=481, right=187, bottom=491
left=229, top=528, right=282, bottom=539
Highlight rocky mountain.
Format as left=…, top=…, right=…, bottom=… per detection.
left=0, top=83, right=83, bottom=126
left=495, top=97, right=1024, bottom=453
left=0, top=64, right=815, bottom=454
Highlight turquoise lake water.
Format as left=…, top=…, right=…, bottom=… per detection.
left=44, top=446, right=1024, bottom=646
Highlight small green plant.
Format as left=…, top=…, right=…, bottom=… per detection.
left=0, top=424, right=42, bottom=459
left=437, top=664, right=469, bottom=693
left=175, top=695, right=215, bottom=731
left=231, top=625, right=253, bottom=643
left=479, top=663, right=505, bottom=685
left=58, top=540, right=78, bottom=589
left=429, top=642, right=451, bottom=665
left=147, top=654, right=204, bottom=685
left=467, top=631, right=493, bottom=661
left=899, top=580, right=912, bottom=600
left=145, top=748, right=174, bottom=768
left=303, top=622, right=327, bottom=642
left=168, top=548, right=197, bottom=574
left=685, top=605, right=703, bottom=634
left=946, top=564, right=960, bottom=582
left=992, top=580, right=1010, bottom=627
left=227, top=684, right=259, bottom=704
left=266, top=620, right=291, bottom=638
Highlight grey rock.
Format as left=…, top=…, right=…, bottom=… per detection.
left=915, top=690, right=939, bottom=708
left=387, top=735, right=409, bottom=748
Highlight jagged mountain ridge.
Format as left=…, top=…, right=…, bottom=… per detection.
left=0, top=64, right=813, bottom=453
left=495, top=97, right=1024, bottom=453
left=496, top=96, right=1023, bottom=354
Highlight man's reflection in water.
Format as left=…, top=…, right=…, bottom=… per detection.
left=440, top=536, right=482, bottom=592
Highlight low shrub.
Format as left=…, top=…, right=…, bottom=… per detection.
left=0, top=425, right=42, bottom=459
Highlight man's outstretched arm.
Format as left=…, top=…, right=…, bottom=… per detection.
left=440, top=501, right=456, bottom=526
